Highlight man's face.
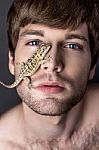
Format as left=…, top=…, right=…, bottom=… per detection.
left=9, top=23, right=93, bottom=116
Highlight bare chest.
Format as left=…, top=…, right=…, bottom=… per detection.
left=0, top=123, right=99, bottom=150
left=25, top=141, right=99, bottom=150
left=0, top=139, right=98, bottom=150
left=25, top=124, right=99, bottom=150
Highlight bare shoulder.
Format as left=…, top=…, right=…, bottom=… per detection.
left=0, top=140, right=25, bottom=150
left=0, top=104, right=25, bottom=149
left=0, top=104, right=22, bottom=132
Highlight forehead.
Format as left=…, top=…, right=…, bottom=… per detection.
left=19, top=23, right=89, bottom=41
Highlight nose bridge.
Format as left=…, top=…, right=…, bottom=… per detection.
left=48, top=44, right=58, bottom=62
left=41, top=44, right=63, bottom=72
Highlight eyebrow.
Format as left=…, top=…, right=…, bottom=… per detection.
left=19, top=29, right=89, bottom=44
left=65, top=34, right=89, bottom=44
left=19, top=29, right=44, bottom=37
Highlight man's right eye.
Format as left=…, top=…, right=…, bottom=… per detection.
left=26, top=40, right=41, bottom=46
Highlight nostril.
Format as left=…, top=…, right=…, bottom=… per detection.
left=44, top=67, right=48, bottom=70
left=55, top=67, right=58, bottom=71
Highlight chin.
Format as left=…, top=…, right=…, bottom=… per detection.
left=17, top=80, right=87, bottom=116
left=24, top=97, right=79, bottom=116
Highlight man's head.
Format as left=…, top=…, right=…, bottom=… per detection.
left=7, top=0, right=99, bottom=67
left=8, top=0, right=99, bottom=116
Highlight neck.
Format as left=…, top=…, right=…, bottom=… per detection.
left=22, top=102, right=82, bottom=141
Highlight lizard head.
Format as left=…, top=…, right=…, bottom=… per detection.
left=38, top=43, right=51, bottom=60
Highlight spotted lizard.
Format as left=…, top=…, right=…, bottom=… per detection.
left=0, top=43, right=50, bottom=88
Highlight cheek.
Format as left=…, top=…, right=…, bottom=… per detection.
left=63, top=54, right=91, bottom=81
left=15, top=41, right=35, bottom=63
left=14, top=47, right=34, bottom=77
left=15, top=49, right=32, bottom=62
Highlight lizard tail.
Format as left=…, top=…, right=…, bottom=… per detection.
left=0, top=78, right=22, bottom=88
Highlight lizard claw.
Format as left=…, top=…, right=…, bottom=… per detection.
left=24, top=77, right=33, bottom=89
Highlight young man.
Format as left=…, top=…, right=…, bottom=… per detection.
left=0, top=0, right=99, bottom=149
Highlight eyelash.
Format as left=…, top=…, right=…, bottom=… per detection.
left=63, top=43, right=83, bottom=51
left=25, top=39, right=42, bottom=46
left=25, top=40, right=83, bottom=52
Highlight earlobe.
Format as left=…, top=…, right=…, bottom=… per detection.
left=89, top=65, right=96, bottom=80
left=9, top=51, right=15, bottom=75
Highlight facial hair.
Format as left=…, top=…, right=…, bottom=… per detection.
left=16, top=73, right=89, bottom=116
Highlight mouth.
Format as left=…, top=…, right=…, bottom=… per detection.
left=35, top=81, right=65, bottom=94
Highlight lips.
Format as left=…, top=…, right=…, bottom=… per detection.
left=35, top=81, right=65, bottom=94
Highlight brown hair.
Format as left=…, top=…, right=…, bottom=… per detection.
left=7, top=0, right=99, bottom=67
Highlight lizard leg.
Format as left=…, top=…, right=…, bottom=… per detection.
left=28, top=78, right=32, bottom=89
left=24, top=76, right=32, bottom=89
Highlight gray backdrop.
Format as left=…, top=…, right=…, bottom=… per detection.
left=0, top=0, right=99, bottom=114
left=0, top=0, right=20, bottom=114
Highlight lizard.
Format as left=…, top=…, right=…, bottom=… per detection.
left=0, top=43, right=51, bottom=88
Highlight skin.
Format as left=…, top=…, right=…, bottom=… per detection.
left=15, top=23, right=91, bottom=116
left=0, top=23, right=99, bottom=149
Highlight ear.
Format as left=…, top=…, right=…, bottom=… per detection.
left=89, top=65, right=96, bottom=80
left=9, top=51, right=15, bottom=75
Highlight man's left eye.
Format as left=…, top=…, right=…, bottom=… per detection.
left=64, top=43, right=83, bottom=51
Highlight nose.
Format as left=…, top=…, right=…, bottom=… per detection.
left=41, top=48, right=63, bottom=73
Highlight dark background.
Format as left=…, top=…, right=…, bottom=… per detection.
left=0, top=0, right=21, bottom=114
left=0, top=0, right=99, bottom=114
